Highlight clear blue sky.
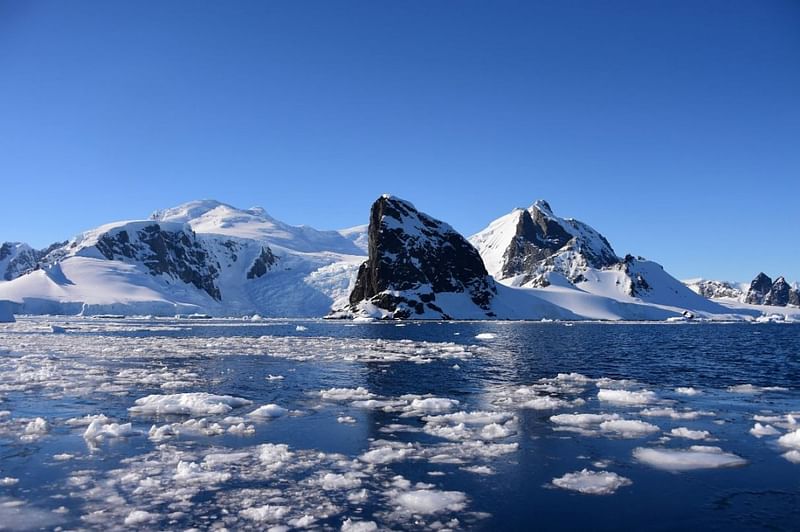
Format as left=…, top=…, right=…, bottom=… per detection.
left=1, top=1, right=798, bottom=282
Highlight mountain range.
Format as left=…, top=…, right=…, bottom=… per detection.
left=1, top=197, right=797, bottom=321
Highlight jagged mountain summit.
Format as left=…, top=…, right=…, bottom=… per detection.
left=469, top=200, right=723, bottom=313
left=342, top=195, right=498, bottom=319
left=0, top=201, right=368, bottom=316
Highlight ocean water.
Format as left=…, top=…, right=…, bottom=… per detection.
left=0, top=317, right=798, bottom=531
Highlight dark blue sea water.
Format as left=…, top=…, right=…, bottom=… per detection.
left=0, top=318, right=798, bottom=531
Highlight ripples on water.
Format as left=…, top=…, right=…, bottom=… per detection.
left=0, top=318, right=798, bottom=531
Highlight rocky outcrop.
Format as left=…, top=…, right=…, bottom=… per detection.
left=470, top=200, right=620, bottom=287
left=347, top=195, right=496, bottom=319
left=94, top=223, right=223, bottom=300
left=246, top=247, right=277, bottom=279
left=744, top=273, right=800, bottom=307
left=686, top=279, right=743, bottom=300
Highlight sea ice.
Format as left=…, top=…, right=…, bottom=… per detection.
left=474, top=333, right=496, bottom=340
left=777, top=429, right=800, bottom=450
left=319, top=387, right=375, bottom=401
left=597, top=389, right=657, bottom=405
left=674, top=387, right=702, bottom=396
left=129, top=393, right=252, bottom=416
left=749, top=423, right=780, bottom=437
left=669, top=427, right=711, bottom=440
left=633, top=446, right=747, bottom=471
left=599, top=419, right=660, bottom=438
left=247, top=404, right=288, bottom=418
left=551, top=469, right=632, bottom=495
left=393, top=489, right=467, bottom=514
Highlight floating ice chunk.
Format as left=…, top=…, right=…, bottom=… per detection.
left=83, top=419, right=137, bottom=446
left=551, top=469, right=632, bottom=495
left=633, top=446, right=746, bottom=471
left=522, top=396, right=573, bottom=410
left=129, top=393, right=252, bottom=416
left=669, top=427, right=711, bottom=440
left=750, top=423, right=781, bottom=437
left=639, top=407, right=707, bottom=420
left=124, top=510, right=158, bottom=526
left=295, top=325, right=308, bottom=331
left=266, top=374, right=285, bottom=381
left=461, top=465, right=495, bottom=475
left=727, top=384, right=789, bottom=394
left=406, top=397, right=459, bottom=414
left=675, top=387, right=701, bottom=396
left=289, top=515, right=317, bottom=528
left=600, top=419, right=660, bottom=438
left=598, top=389, right=657, bottom=405
left=258, top=443, right=294, bottom=469
left=173, top=460, right=231, bottom=484
left=782, top=450, right=800, bottom=464
left=394, top=489, right=467, bottom=514
left=203, top=452, right=250, bottom=466
left=423, top=411, right=514, bottom=426
left=247, top=404, right=288, bottom=418
left=360, top=446, right=409, bottom=464
left=341, top=519, right=378, bottom=532
left=550, top=413, right=620, bottom=427
left=239, top=504, right=291, bottom=523
left=474, top=333, right=495, bottom=340
left=53, top=453, right=74, bottom=461
left=0, top=477, right=18, bottom=486
left=319, top=387, right=375, bottom=401
left=318, top=472, right=363, bottom=490
left=21, top=417, right=49, bottom=442
left=337, top=416, right=357, bottom=424
left=777, top=429, right=800, bottom=450
left=479, top=422, right=515, bottom=440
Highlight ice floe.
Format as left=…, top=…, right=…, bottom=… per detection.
left=597, top=389, right=657, bottom=405
left=633, top=446, right=746, bottom=471
left=129, top=393, right=252, bottom=416
left=551, top=469, right=632, bottom=495
left=668, top=427, right=711, bottom=441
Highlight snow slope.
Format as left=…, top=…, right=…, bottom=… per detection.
left=0, top=201, right=368, bottom=317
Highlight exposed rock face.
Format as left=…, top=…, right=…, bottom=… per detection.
left=246, top=247, right=277, bottom=279
left=744, top=273, right=800, bottom=306
left=470, top=201, right=621, bottom=288
left=348, top=195, right=496, bottom=319
left=687, top=279, right=743, bottom=299
left=94, top=223, right=223, bottom=300
left=745, top=273, right=773, bottom=304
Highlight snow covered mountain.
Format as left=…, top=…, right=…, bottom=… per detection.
left=469, top=201, right=725, bottom=314
left=341, top=195, right=499, bottom=319
left=0, top=201, right=367, bottom=317
left=684, top=279, right=745, bottom=300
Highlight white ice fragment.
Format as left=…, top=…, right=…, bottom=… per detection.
left=21, top=417, right=49, bottom=441
left=124, top=510, right=158, bottom=526
left=782, top=450, right=800, bottom=464
left=341, top=519, right=378, bottom=532
left=266, top=374, right=284, bottom=381
left=600, top=419, right=660, bottom=438
left=550, top=413, right=620, bottom=427
left=239, top=504, right=291, bottom=523
left=777, top=429, right=800, bottom=450
left=83, top=419, right=136, bottom=446
left=337, top=416, right=357, bottom=424
left=360, top=446, right=408, bottom=464
left=319, top=387, right=374, bottom=401
left=551, top=469, right=632, bottom=495
left=669, top=427, right=711, bottom=440
left=633, top=446, right=746, bottom=471
left=406, top=397, right=459, bottom=414
left=129, top=393, right=252, bottom=416
left=0, top=477, right=19, bottom=486
left=675, top=387, right=701, bottom=396
left=394, top=489, right=467, bottom=514
left=597, top=389, right=657, bottom=405
left=247, top=404, right=288, bottom=418
left=727, top=384, right=788, bottom=394
left=749, top=423, right=780, bottom=438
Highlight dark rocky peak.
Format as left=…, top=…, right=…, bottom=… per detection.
left=745, top=272, right=773, bottom=304
left=764, top=276, right=799, bottom=307
left=347, top=195, right=496, bottom=319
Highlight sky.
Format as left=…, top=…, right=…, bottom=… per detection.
left=1, top=0, right=798, bottom=282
